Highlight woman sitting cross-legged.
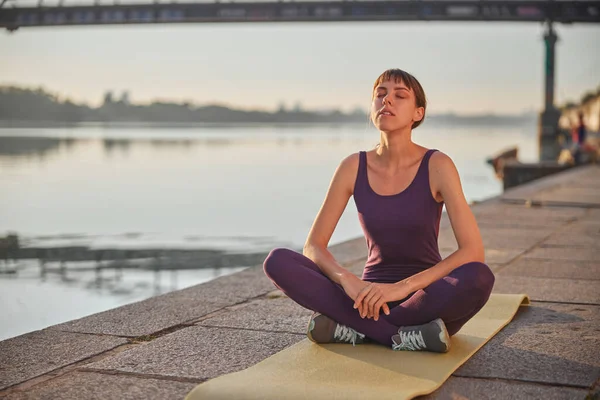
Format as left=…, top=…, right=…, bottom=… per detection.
left=263, top=68, right=495, bottom=353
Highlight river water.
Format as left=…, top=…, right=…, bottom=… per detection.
left=0, top=121, right=538, bottom=340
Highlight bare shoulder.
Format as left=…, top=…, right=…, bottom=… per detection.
left=429, top=151, right=461, bottom=200
left=335, top=152, right=361, bottom=195
left=429, top=150, right=456, bottom=174
left=430, top=150, right=454, bottom=168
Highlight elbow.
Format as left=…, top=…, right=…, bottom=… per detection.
left=470, top=246, right=486, bottom=264
left=303, top=242, right=325, bottom=261
left=302, top=242, right=317, bottom=258
left=459, top=244, right=485, bottom=264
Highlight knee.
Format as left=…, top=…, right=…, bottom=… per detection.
left=263, top=247, right=295, bottom=280
left=453, top=261, right=495, bottom=296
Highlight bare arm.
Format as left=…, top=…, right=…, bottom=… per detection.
left=303, top=153, right=359, bottom=285
left=398, top=151, right=485, bottom=294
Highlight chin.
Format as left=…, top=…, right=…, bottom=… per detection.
left=374, top=122, right=398, bottom=132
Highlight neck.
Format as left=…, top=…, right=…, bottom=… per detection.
left=377, top=127, right=417, bottom=167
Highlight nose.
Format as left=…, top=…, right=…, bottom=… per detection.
left=382, top=94, right=392, bottom=105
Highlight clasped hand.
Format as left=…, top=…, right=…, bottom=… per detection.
left=353, top=282, right=395, bottom=321
left=339, top=274, right=402, bottom=321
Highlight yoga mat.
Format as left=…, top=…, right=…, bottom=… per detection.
left=186, top=293, right=529, bottom=400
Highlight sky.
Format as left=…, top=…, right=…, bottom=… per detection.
left=2, top=19, right=599, bottom=114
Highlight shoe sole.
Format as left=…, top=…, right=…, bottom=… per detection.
left=307, top=313, right=340, bottom=344
left=433, top=318, right=451, bottom=353
left=306, top=312, right=319, bottom=343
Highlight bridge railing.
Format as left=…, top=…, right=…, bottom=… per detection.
left=1, top=0, right=599, bottom=31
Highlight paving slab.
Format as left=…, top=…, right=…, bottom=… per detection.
left=419, top=376, right=589, bottom=400
left=455, top=302, right=600, bottom=388
left=588, top=208, right=600, bottom=220
left=472, top=202, right=585, bottom=225
left=85, top=326, right=303, bottom=381
left=528, top=192, right=600, bottom=207
left=564, top=218, right=600, bottom=230
left=438, top=226, right=551, bottom=252
left=522, top=246, right=600, bottom=262
left=50, top=264, right=275, bottom=337
left=473, top=207, right=581, bottom=232
left=493, top=274, right=600, bottom=304
left=543, top=219, right=600, bottom=247
left=503, top=187, right=600, bottom=208
left=542, top=234, right=599, bottom=247
left=479, top=228, right=552, bottom=250
left=4, top=371, right=197, bottom=400
left=0, top=330, right=127, bottom=390
left=497, top=258, right=600, bottom=280
left=198, top=297, right=313, bottom=335
left=501, top=165, right=600, bottom=207
left=439, top=247, right=523, bottom=267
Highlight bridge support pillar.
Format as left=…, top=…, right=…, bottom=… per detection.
left=538, top=20, right=561, bottom=162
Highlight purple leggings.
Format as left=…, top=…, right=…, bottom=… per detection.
left=263, top=248, right=495, bottom=347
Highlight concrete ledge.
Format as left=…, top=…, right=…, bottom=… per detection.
left=502, top=165, right=600, bottom=208
left=48, top=264, right=276, bottom=337
left=2, top=162, right=599, bottom=399
left=83, top=326, right=304, bottom=381
left=3, top=371, right=197, bottom=400
left=502, top=161, right=573, bottom=190
left=0, top=330, right=127, bottom=390
left=420, top=376, right=589, bottom=400
left=493, top=275, right=600, bottom=304
left=455, top=302, right=600, bottom=388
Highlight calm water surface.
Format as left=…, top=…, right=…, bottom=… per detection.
left=0, top=122, right=538, bottom=340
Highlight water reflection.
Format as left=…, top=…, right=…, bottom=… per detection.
left=1, top=247, right=266, bottom=299
left=0, top=134, right=330, bottom=162
left=0, top=256, right=250, bottom=341
left=0, top=123, right=538, bottom=340
left=0, top=136, right=66, bottom=159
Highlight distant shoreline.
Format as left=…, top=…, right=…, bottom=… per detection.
left=0, top=85, right=538, bottom=128
left=0, top=114, right=537, bottom=130
left=0, top=120, right=365, bottom=129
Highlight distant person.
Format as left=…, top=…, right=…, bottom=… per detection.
left=263, top=69, right=494, bottom=353
left=572, top=112, right=587, bottom=164
left=577, top=112, right=587, bottom=145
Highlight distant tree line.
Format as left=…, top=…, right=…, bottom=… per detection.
left=0, top=85, right=539, bottom=126
left=0, top=86, right=369, bottom=124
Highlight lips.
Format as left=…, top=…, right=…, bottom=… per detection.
left=378, top=109, right=395, bottom=117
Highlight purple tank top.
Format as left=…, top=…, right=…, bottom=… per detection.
left=354, top=149, right=443, bottom=283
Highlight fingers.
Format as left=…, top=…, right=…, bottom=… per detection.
left=354, top=285, right=372, bottom=318
left=383, top=303, right=390, bottom=316
left=373, top=298, right=387, bottom=321
left=368, top=292, right=380, bottom=318
left=364, top=290, right=378, bottom=318
left=354, top=284, right=391, bottom=320
left=354, top=284, right=371, bottom=309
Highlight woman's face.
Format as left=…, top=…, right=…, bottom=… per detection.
left=371, top=79, right=423, bottom=132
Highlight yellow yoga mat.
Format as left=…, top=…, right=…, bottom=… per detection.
left=186, top=293, right=529, bottom=400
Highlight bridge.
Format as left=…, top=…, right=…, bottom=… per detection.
left=1, top=0, right=599, bottom=161
left=0, top=0, right=598, bottom=30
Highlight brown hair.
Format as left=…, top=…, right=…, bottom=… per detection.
left=371, top=69, right=427, bottom=129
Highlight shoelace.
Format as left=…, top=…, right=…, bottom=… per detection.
left=392, top=330, right=426, bottom=351
left=333, top=324, right=365, bottom=346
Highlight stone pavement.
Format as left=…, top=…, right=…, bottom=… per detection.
left=1, top=164, right=599, bottom=400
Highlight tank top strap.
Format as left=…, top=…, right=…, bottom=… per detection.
left=422, top=148, right=438, bottom=166
left=354, top=151, right=368, bottom=196
left=358, top=150, right=367, bottom=178
left=414, top=148, right=436, bottom=177
left=412, top=148, right=438, bottom=194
